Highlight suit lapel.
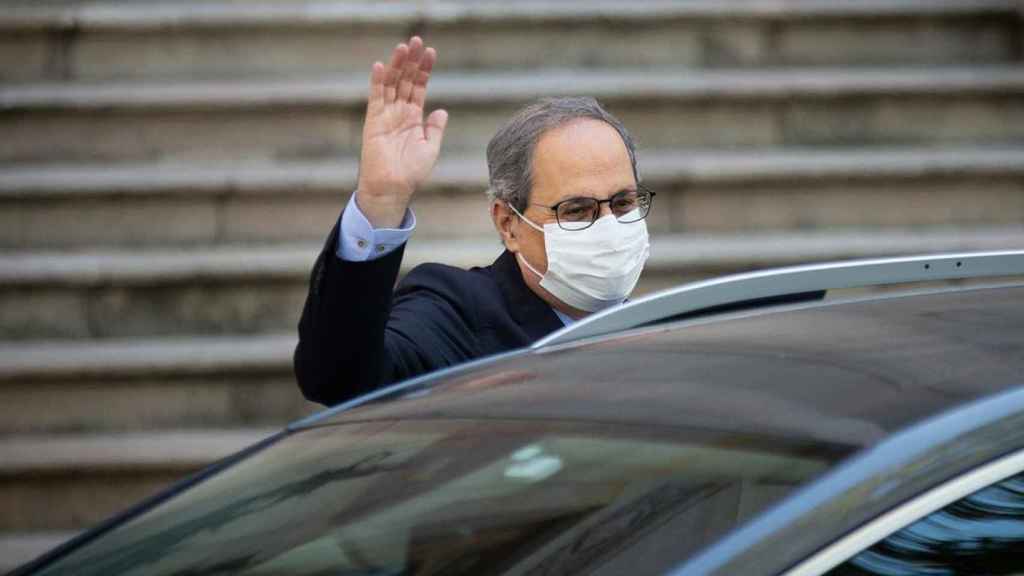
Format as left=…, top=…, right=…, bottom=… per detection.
left=492, top=250, right=564, bottom=342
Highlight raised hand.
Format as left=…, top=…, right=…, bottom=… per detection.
left=355, top=36, right=449, bottom=229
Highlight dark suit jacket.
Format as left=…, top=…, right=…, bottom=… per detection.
left=294, top=222, right=564, bottom=406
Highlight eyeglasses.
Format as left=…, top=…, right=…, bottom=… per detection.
left=531, top=186, right=656, bottom=231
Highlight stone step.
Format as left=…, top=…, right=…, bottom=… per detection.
left=2, top=67, right=1023, bottom=163
left=2, top=0, right=1019, bottom=83
left=0, top=429, right=276, bottom=532
left=1, top=227, right=1021, bottom=341
left=0, top=332, right=316, bottom=432
left=0, top=532, right=76, bottom=573
left=1, top=146, right=1023, bottom=249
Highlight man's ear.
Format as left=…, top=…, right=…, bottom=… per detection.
left=491, top=200, right=520, bottom=252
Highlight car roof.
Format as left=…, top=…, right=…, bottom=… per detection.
left=303, top=282, right=1024, bottom=451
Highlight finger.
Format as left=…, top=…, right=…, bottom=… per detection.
left=368, top=61, right=385, bottom=107
left=384, top=43, right=408, bottom=102
left=410, top=47, right=436, bottom=109
left=423, top=108, right=449, bottom=148
left=407, top=35, right=424, bottom=60
left=398, top=37, right=425, bottom=103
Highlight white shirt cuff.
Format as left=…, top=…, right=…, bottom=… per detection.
left=336, top=193, right=416, bottom=261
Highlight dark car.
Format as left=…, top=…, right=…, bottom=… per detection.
left=11, top=250, right=1024, bottom=576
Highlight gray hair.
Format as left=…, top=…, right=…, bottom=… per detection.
left=485, top=96, right=639, bottom=212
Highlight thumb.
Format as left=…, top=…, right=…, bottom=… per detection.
left=423, top=109, right=448, bottom=149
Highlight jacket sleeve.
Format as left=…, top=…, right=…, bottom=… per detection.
left=294, top=222, right=480, bottom=406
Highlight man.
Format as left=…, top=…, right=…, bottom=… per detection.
left=295, top=36, right=654, bottom=406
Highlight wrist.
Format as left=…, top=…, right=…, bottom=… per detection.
left=353, top=188, right=409, bottom=229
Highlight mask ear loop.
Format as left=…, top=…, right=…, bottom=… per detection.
left=506, top=202, right=545, bottom=233
left=505, top=202, right=547, bottom=279
left=516, top=252, right=545, bottom=280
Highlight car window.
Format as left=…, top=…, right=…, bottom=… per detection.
left=32, top=419, right=847, bottom=576
left=826, top=472, right=1024, bottom=575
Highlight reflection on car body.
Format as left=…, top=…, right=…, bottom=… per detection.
left=843, top=473, right=1024, bottom=574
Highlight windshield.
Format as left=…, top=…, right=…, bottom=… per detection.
left=32, top=419, right=845, bottom=576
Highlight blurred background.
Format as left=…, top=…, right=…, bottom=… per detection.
left=1, top=0, right=1023, bottom=568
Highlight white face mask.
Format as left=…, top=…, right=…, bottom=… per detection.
left=508, top=203, right=650, bottom=312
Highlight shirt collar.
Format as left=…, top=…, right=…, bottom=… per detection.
left=552, top=308, right=576, bottom=327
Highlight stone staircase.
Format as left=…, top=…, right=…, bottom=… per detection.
left=1, top=0, right=1023, bottom=570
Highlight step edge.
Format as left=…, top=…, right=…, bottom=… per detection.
left=2, top=0, right=1018, bottom=31
left=0, top=332, right=297, bottom=380
left=4, top=67, right=1024, bottom=110
left=2, top=228, right=1023, bottom=287
left=0, top=428, right=279, bottom=474
left=3, top=147, right=1024, bottom=197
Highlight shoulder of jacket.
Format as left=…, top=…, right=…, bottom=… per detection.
left=399, top=261, right=497, bottom=297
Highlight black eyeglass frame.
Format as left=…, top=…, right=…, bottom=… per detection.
left=528, top=186, right=657, bottom=231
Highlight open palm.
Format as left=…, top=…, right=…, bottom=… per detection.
left=356, top=37, right=448, bottom=228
